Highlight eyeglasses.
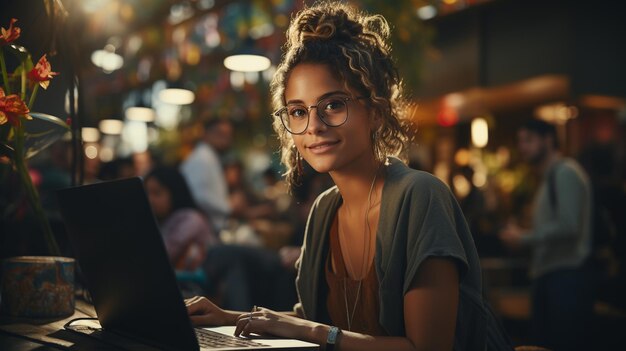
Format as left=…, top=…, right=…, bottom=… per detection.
left=274, top=95, right=366, bottom=135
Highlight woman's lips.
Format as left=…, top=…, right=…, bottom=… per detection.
left=307, top=140, right=340, bottom=154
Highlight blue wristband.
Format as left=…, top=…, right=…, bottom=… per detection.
left=326, top=326, right=341, bottom=351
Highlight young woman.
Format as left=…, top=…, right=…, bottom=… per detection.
left=144, top=166, right=219, bottom=271
left=186, top=2, right=512, bottom=350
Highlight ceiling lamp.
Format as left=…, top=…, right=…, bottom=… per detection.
left=535, top=102, right=578, bottom=125
left=125, top=107, right=155, bottom=122
left=91, top=44, right=124, bottom=73
left=223, top=54, right=271, bottom=73
left=471, top=117, right=489, bottom=148
left=82, top=127, right=101, bottom=143
left=224, top=2, right=272, bottom=73
left=417, top=5, right=437, bottom=20
left=122, top=120, right=149, bottom=153
left=158, top=88, right=195, bottom=105
left=99, top=119, right=124, bottom=135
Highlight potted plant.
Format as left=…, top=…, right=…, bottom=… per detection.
left=0, top=18, right=75, bottom=318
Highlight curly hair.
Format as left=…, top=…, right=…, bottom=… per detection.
left=270, top=1, right=409, bottom=188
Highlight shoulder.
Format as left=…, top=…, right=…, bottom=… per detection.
left=170, top=208, right=209, bottom=226
left=310, top=185, right=340, bottom=212
left=381, top=159, right=463, bottom=233
left=187, top=143, right=216, bottom=160
left=385, top=157, right=452, bottom=199
left=555, top=158, right=589, bottom=184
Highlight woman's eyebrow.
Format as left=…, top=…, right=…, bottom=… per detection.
left=286, top=90, right=348, bottom=105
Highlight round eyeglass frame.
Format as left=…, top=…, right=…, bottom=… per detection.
left=273, top=96, right=367, bottom=135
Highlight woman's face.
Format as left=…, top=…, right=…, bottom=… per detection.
left=145, top=177, right=172, bottom=220
left=285, top=63, right=376, bottom=175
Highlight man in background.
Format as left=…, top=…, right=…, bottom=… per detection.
left=499, top=118, right=593, bottom=351
left=180, top=118, right=233, bottom=232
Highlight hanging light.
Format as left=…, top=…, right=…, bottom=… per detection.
left=125, top=107, right=155, bottom=122
left=155, top=79, right=195, bottom=106
left=224, top=2, right=272, bottom=73
left=158, top=88, right=195, bottom=105
left=224, top=54, right=271, bottom=73
left=84, top=144, right=99, bottom=159
left=417, top=5, right=437, bottom=20
left=82, top=127, right=100, bottom=143
left=99, top=119, right=124, bottom=135
left=471, top=117, right=489, bottom=148
left=91, top=43, right=123, bottom=73
left=122, top=120, right=148, bottom=153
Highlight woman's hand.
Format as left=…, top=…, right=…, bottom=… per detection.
left=185, top=296, right=236, bottom=326
left=234, top=307, right=321, bottom=341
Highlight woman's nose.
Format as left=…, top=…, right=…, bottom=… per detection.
left=306, top=108, right=326, bottom=134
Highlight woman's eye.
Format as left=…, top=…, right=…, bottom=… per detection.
left=288, top=107, right=307, bottom=119
left=323, top=99, right=345, bottom=112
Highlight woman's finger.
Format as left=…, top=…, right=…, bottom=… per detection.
left=186, top=299, right=206, bottom=315
left=241, top=319, right=254, bottom=337
left=185, top=295, right=203, bottom=306
left=234, top=316, right=249, bottom=336
left=235, top=312, right=251, bottom=324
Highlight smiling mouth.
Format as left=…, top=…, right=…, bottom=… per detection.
left=307, top=140, right=340, bottom=152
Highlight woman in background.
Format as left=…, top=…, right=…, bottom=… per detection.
left=144, top=166, right=219, bottom=271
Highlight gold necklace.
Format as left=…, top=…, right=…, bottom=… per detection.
left=342, top=165, right=381, bottom=331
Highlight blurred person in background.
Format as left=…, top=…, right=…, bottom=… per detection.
left=499, top=118, right=593, bottom=351
left=144, top=166, right=219, bottom=272
left=180, top=118, right=233, bottom=232
left=221, top=159, right=279, bottom=246
left=146, top=164, right=296, bottom=309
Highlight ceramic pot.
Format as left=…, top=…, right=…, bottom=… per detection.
left=0, top=256, right=75, bottom=318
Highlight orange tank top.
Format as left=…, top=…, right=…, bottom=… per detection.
left=325, top=215, right=386, bottom=335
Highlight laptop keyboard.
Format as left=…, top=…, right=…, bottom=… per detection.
left=195, top=328, right=269, bottom=349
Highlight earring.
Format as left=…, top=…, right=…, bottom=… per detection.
left=295, top=148, right=304, bottom=176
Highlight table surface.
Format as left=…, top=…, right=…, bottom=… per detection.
left=0, top=299, right=122, bottom=350
left=1, top=300, right=319, bottom=350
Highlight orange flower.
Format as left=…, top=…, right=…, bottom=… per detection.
left=0, top=18, right=20, bottom=46
left=0, top=87, right=31, bottom=126
left=28, top=55, right=59, bottom=89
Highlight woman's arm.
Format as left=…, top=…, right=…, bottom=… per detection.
left=185, top=296, right=304, bottom=326
left=233, top=257, right=459, bottom=351
left=185, top=296, right=242, bottom=326
left=402, top=257, right=459, bottom=351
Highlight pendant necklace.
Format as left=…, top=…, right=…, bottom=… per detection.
left=343, top=165, right=380, bottom=331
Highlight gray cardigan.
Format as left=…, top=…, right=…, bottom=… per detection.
left=521, top=158, right=592, bottom=278
left=294, top=158, right=512, bottom=350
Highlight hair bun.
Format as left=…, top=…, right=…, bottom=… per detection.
left=287, top=2, right=391, bottom=55
left=294, top=6, right=364, bottom=44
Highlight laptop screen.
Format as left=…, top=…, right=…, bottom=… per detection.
left=58, top=177, right=199, bottom=351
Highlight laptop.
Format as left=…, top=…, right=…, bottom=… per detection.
left=57, top=177, right=318, bottom=351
